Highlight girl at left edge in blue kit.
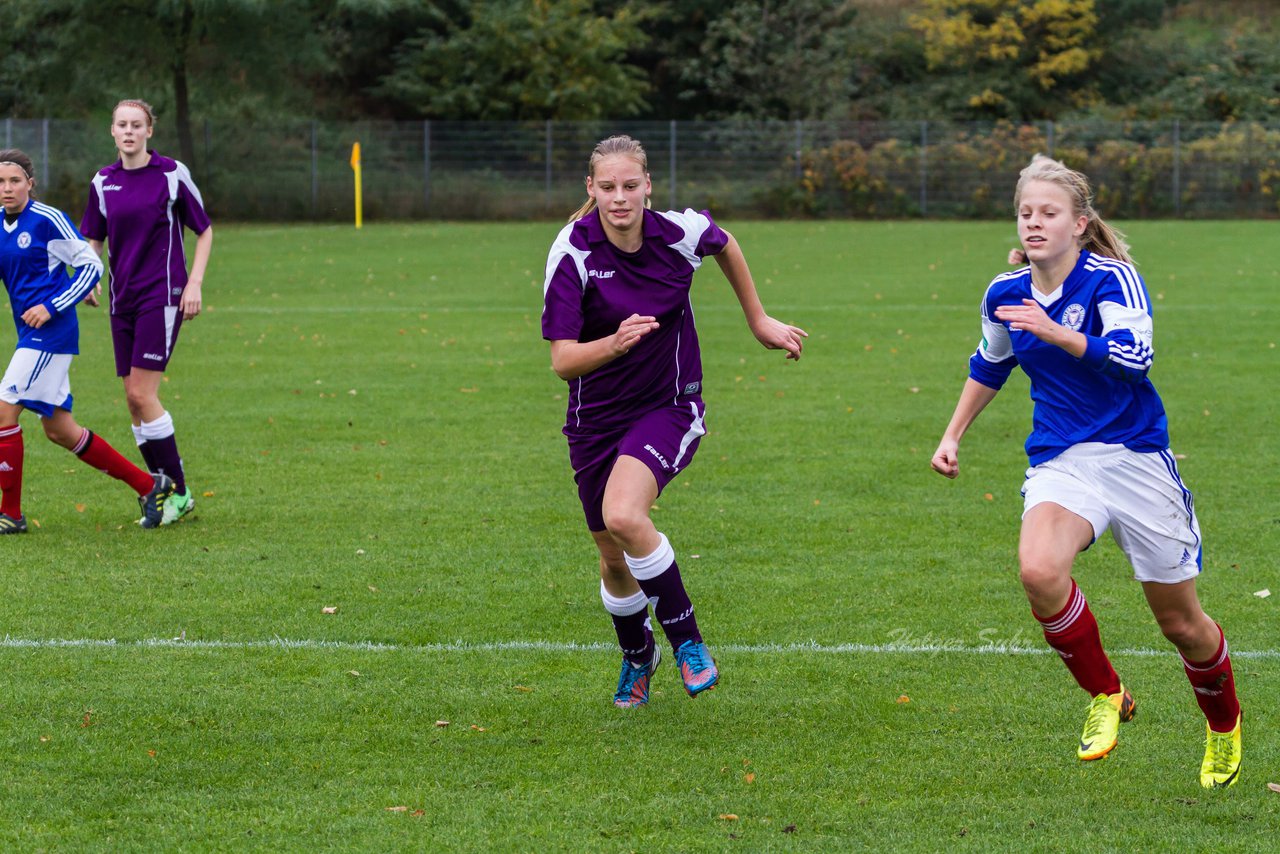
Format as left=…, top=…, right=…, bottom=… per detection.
left=0, top=148, right=173, bottom=533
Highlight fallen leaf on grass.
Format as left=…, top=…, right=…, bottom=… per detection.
left=1267, top=783, right=1280, bottom=794
left=783, top=824, right=797, bottom=833
left=202, top=491, right=215, bottom=498
left=513, top=685, right=533, bottom=693
left=744, top=773, right=756, bottom=784
left=435, top=720, right=450, bottom=728
left=147, top=749, right=157, bottom=758
left=983, top=493, right=994, bottom=501
left=718, top=814, right=739, bottom=821
left=471, top=725, right=487, bottom=732
left=81, top=710, right=94, bottom=727
left=75, top=503, right=86, bottom=513
left=39, top=735, right=50, bottom=743
left=386, top=806, right=409, bottom=812
left=896, top=695, right=911, bottom=704
left=1254, top=589, right=1271, bottom=599
left=321, top=606, right=338, bottom=614
left=412, top=810, right=425, bottom=817
left=347, top=671, right=360, bottom=678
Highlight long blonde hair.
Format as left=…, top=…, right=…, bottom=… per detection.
left=569, top=135, right=652, bottom=222
left=1015, top=154, right=1134, bottom=265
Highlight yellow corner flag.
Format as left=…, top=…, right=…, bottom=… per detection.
left=350, top=142, right=363, bottom=229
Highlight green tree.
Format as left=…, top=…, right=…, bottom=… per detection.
left=377, top=0, right=651, bottom=121
left=675, top=0, right=859, bottom=120
left=0, top=0, right=330, bottom=166
left=909, top=0, right=1102, bottom=119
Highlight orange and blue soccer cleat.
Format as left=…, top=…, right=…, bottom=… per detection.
left=613, top=644, right=661, bottom=709
left=675, top=640, right=719, bottom=697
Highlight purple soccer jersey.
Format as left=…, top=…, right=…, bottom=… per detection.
left=542, top=208, right=729, bottom=432
left=80, top=152, right=211, bottom=316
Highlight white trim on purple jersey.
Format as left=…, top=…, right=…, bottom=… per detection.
left=542, top=208, right=729, bottom=432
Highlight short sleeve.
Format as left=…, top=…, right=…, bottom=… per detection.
left=80, top=180, right=106, bottom=241
left=541, top=223, right=589, bottom=341
left=173, top=162, right=212, bottom=234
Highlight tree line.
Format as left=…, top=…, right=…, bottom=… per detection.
left=2, top=0, right=1276, bottom=169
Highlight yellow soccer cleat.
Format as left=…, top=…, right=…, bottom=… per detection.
left=1199, top=714, right=1242, bottom=789
left=1077, top=686, right=1136, bottom=761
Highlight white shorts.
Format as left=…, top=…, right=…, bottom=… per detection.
left=0, top=348, right=73, bottom=418
left=1021, top=443, right=1202, bottom=584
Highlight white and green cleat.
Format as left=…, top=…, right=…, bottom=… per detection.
left=161, top=488, right=196, bottom=525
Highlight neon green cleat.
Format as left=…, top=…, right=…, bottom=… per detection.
left=161, top=488, right=195, bottom=525
left=1077, top=686, right=1136, bottom=761
left=1199, top=714, right=1241, bottom=789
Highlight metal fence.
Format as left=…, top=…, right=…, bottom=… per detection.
left=6, top=118, right=1279, bottom=221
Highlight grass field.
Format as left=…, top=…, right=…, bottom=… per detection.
left=1, top=219, right=1277, bottom=851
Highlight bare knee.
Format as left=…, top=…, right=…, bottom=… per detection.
left=1154, top=611, right=1213, bottom=652
left=1018, top=551, right=1073, bottom=615
left=41, top=418, right=81, bottom=450
left=601, top=504, right=650, bottom=553
left=125, top=389, right=153, bottom=421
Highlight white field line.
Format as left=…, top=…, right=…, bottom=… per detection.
left=212, top=303, right=1235, bottom=315
left=2, top=636, right=1278, bottom=659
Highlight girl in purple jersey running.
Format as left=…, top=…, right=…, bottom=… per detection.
left=542, top=135, right=806, bottom=708
left=80, top=99, right=213, bottom=525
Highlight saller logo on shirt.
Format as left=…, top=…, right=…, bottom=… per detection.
left=102, top=184, right=124, bottom=192
left=588, top=269, right=615, bottom=279
left=143, top=353, right=164, bottom=361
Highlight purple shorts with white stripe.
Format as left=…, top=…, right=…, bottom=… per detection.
left=111, top=305, right=183, bottom=375
left=567, top=397, right=707, bottom=532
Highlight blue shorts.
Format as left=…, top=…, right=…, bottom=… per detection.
left=566, top=398, right=707, bottom=532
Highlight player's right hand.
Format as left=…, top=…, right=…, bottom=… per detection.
left=84, top=283, right=102, bottom=308
left=931, top=440, right=960, bottom=479
left=612, top=314, right=659, bottom=355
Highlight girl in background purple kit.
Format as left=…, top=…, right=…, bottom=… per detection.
left=81, top=99, right=212, bottom=525
left=542, top=135, right=807, bottom=708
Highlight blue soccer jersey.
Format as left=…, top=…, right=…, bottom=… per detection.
left=542, top=207, right=728, bottom=432
left=969, top=250, right=1169, bottom=465
left=0, top=200, right=103, bottom=354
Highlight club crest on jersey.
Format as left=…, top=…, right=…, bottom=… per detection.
left=16, top=231, right=31, bottom=249
left=1060, top=303, right=1086, bottom=331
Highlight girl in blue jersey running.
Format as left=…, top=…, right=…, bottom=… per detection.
left=931, top=154, right=1242, bottom=789
left=0, top=149, right=173, bottom=533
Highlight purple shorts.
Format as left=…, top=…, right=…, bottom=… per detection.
left=567, top=398, right=707, bottom=532
left=111, top=306, right=183, bottom=376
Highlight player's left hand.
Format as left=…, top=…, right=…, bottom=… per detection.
left=21, top=304, right=51, bottom=329
left=84, top=283, right=102, bottom=308
left=752, top=315, right=808, bottom=361
left=181, top=280, right=202, bottom=320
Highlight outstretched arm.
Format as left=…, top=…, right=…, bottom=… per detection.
left=714, top=230, right=807, bottom=361
left=931, top=378, right=1000, bottom=479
